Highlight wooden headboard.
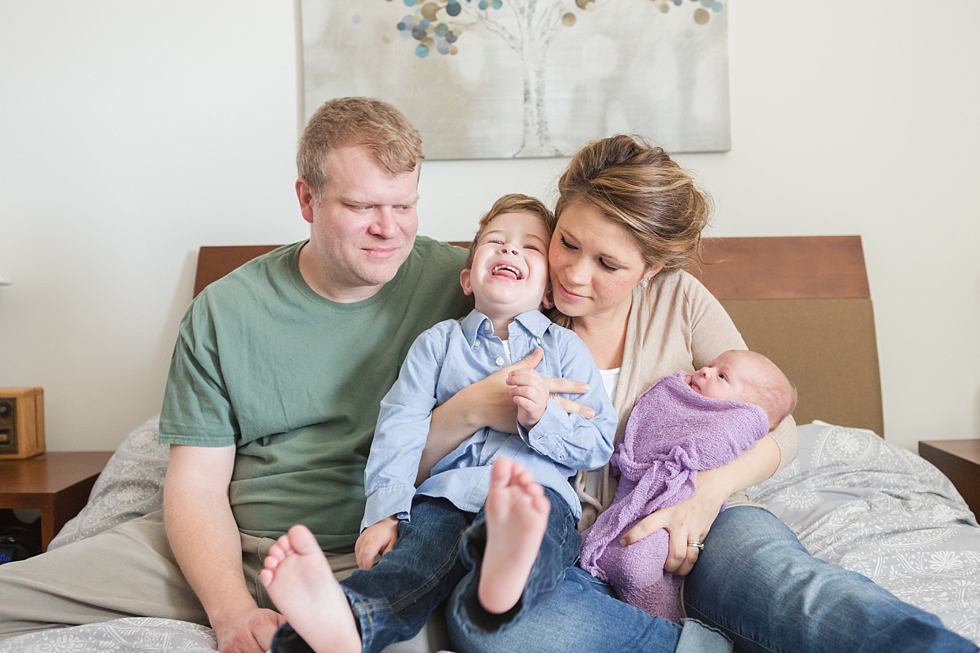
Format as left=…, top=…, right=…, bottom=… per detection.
left=684, top=236, right=883, bottom=437
left=193, top=236, right=884, bottom=436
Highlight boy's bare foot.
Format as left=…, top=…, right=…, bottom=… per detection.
left=260, top=524, right=361, bottom=653
left=478, top=458, right=551, bottom=614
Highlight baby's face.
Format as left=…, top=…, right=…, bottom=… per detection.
left=684, top=351, right=760, bottom=403
left=460, top=211, right=552, bottom=316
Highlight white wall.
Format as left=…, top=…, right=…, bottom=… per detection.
left=1, top=0, right=978, bottom=453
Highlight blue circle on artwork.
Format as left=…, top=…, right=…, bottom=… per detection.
left=491, top=0, right=502, bottom=8
left=478, top=0, right=488, bottom=9
left=403, top=0, right=414, bottom=6
left=673, top=0, right=682, bottom=5
left=352, top=14, right=361, bottom=24
left=700, top=0, right=712, bottom=7
left=419, top=18, right=429, bottom=29
left=446, top=1, right=461, bottom=15
left=712, top=1, right=723, bottom=11
left=416, top=43, right=430, bottom=58
left=434, top=23, right=448, bottom=36
left=437, top=39, right=450, bottom=54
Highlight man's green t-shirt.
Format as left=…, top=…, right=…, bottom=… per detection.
left=159, top=237, right=471, bottom=553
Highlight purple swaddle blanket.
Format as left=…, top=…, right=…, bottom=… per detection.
left=579, top=372, right=769, bottom=621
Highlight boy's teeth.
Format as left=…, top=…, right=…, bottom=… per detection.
left=491, top=264, right=522, bottom=279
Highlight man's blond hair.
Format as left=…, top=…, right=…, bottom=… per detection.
left=297, top=97, right=423, bottom=200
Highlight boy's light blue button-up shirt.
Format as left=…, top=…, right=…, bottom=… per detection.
left=361, top=308, right=617, bottom=530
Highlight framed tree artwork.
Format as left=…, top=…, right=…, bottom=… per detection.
left=301, top=0, right=729, bottom=159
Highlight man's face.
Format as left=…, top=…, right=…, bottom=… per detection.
left=297, top=145, right=419, bottom=302
left=460, top=211, right=552, bottom=320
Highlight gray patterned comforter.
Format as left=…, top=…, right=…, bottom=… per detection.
left=747, top=422, right=980, bottom=644
left=1, top=419, right=978, bottom=651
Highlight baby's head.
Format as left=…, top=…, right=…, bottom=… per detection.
left=684, top=350, right=797, bottom=430
left=460, top=194, right=556, bottom=318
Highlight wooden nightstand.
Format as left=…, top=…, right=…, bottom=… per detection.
left=919, top=439, right=980, bottom=516
left=0, top=451, right=114, bottom=552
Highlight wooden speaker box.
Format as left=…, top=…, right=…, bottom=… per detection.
left=0, top=387, right=46, bottom=459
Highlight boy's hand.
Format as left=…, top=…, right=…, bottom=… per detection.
left=355, top=516, right=399, bottom=570
left=507, top=366, right=550, bottom=429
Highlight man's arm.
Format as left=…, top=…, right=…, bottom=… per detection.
left=163, top=444, right=284, bottom=653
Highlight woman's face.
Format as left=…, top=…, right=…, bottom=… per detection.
left=548, top=202, right=659, bottom=320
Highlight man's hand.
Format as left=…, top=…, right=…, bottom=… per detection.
left=166, top=445, right=280, bottom=653
left=213, top=606, right=285, bottom=653
left=507, top=366, right=550, bottom=429
left=355, top=516, right=399, bottom=570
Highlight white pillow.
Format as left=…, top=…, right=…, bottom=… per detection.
left=48, top=415, right=169, bottom=550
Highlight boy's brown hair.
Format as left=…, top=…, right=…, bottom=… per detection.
left=464, top=194, right=557, bottom=269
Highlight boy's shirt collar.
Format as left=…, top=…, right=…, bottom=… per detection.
left=460, top=308, right=553, bottom=347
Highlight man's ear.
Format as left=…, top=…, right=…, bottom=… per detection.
left=541, top=281, right=554, bottom=309
left=643, top=262, right=666, bottom=283
left=459, top=268, right=474, bottom=296
left=296, top=178, right=316, bottom=225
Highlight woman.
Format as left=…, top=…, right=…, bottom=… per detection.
left=426, top=135, right=975, bottom=653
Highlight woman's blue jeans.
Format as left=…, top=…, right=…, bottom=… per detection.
left=447, top=505, right=977, bottom=653
left=272, top=489, right=581, bottom=653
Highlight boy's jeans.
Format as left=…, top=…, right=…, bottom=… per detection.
left=271, top=488, right=579, bottom=653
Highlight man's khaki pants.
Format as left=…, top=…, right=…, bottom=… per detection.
left=0, top=511, right=359, bottom=641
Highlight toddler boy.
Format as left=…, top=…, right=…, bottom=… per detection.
left=260, top=194, right=617, bottom=653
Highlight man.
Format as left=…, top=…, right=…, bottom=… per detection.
left=0, top=97, right=473, bottom=653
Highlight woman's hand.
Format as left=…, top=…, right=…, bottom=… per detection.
left=453, top=348, right=594, bottom=433
left=620, top=467, right=733, bottom=576
left=619, top=437, right=782, bottom=575
left=419, top=348, right=592, bottom=484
